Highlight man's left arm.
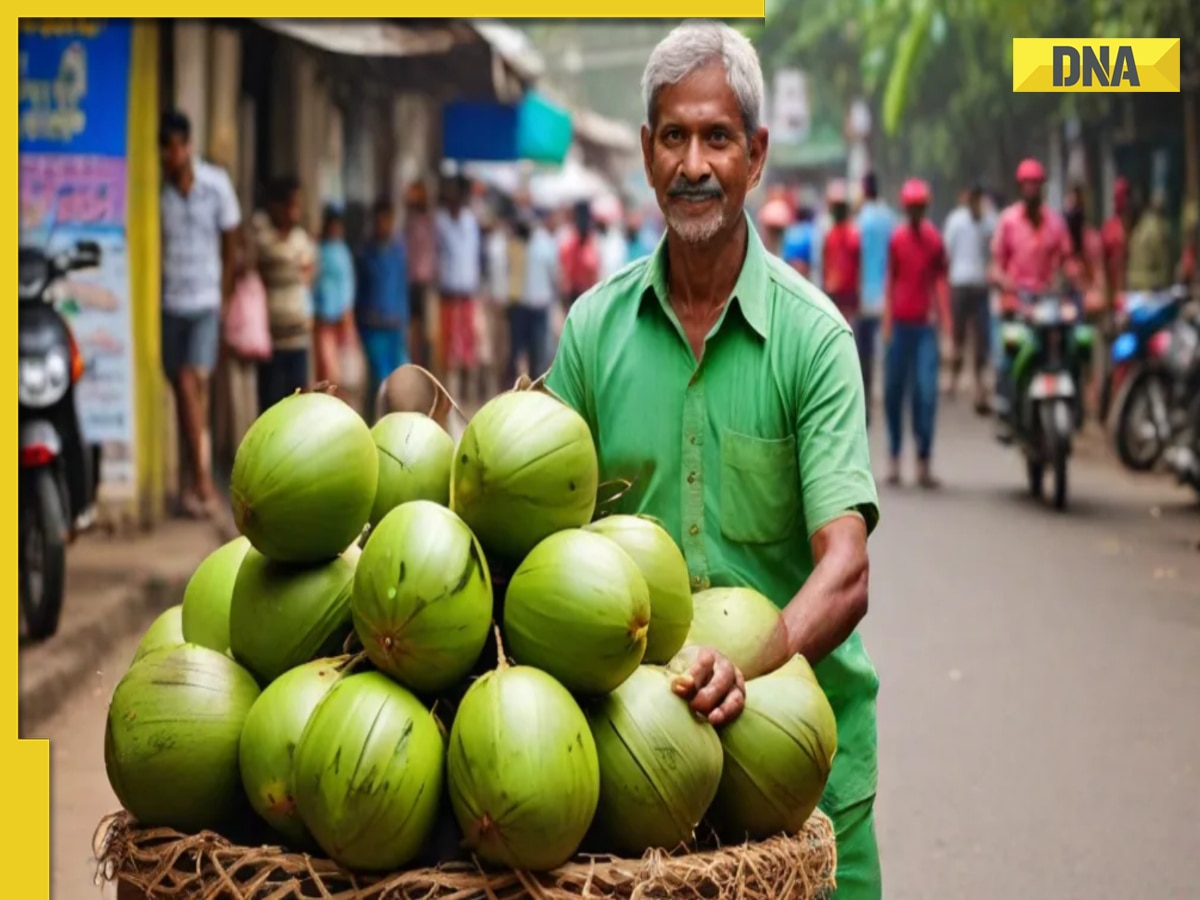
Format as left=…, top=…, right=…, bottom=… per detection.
left=758, top=327, right=879, bottom=672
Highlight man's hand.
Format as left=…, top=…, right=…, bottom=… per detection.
left=670, top=646, right=746, bottom=726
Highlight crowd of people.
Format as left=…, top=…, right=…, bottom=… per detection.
left=157, top=107, right=664, bottom=518
left=753, top=163, right=1197, bottom=487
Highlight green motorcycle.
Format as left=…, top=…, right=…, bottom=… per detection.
left=997, top=292, right=1095, bottom=511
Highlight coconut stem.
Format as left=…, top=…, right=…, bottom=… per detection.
left=493, top=624, right=510, bottom=671
left=342, top=651, right=370, bottom=675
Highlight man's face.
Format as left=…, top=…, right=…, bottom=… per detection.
left=968, top=193, right=982, bottom=217
left=160, top=133, right=189, bottom=180
left=641, top=62, right=767, bottom=246
left=1019, top=179, right=1043, bottom=206
left=273, top=190, right=302, bottom=229
left=906, top=203, right=927, bottom=224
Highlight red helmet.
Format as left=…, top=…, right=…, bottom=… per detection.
left=1016, top=158, right=1046, bottom=183
left=899, top=178, right=930, bottom=206
left=759, top=198, right=792, bottom=230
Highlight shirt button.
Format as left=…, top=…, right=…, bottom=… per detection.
left=688, top=524, right=700, bottom=536
left=688, top=435, right=696, bottom=444
left=687, top=471, right=697, bottom=484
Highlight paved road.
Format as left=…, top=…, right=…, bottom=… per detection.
left=864, top=404, right=1200, bottom=900
left=36, top=404, right=1200, bottom=899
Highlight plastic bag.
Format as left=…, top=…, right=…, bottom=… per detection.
left=223, top=272, right=272, bottom=361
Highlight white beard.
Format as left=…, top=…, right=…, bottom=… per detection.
left=666, top=205, right=727, bottom=245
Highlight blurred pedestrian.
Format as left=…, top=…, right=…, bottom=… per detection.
left=252, top=174, right=316, bottom=414
left=625, top=210, right=657, bottom=261
left=356, top=198, right=410, bottom=420
left=1126, top=189, right=1173, bottom=292
left=781, top=204, right=816, bottom=277
left=435, top=175, right=482, bottom=403
left=758, top=196, right=792, bottom=256
left=403, top=181, right=436, bottom=368
left=943, top=184, right=994, bottom=412
left=481, top=205, right=511, bottom=399
left=510, top=208, right=559, bottom=381
left=1101, top=176, right=1132, bottom=314
left=560, top=199, right=601, bottom=309
left=595, top=196, right=629, bottom=279
left=159, top=109, right=241, bottom=518
left=883, top=178, right=951, bottom=488
left=821, top=179, right=861, bottom=324
left=856, top=172, right=896, bottom=421
left=312, top=206, right=356, bottom=390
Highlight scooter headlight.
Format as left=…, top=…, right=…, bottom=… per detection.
left=19, top=348, right=71, bottom=408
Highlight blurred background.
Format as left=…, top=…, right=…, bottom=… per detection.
left=17, top=14, right=1200, bottom=900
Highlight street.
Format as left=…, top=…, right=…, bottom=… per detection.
left=37, top=404, right=1200, bottom=899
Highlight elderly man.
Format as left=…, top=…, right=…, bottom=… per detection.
left=546, top=21, right=881, bottom=899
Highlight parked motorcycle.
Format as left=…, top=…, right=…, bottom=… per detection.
left=1105, top=286, right=1187, bottom=472
left=18, top=240, right=99, bottom=641
left=997, top=291, right=1094, bottom=511
left=1159, top=299, right=1200, bottom=498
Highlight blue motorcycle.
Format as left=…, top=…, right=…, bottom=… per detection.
left=1104, top=286, right=1188, bottom=473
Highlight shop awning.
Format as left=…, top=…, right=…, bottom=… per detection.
left=442, top=91, right=573, bottom=165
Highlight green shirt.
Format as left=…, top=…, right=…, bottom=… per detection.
left=546, top=215, right=881, bottom=812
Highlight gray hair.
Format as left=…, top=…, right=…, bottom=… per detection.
left=641, top=21, right=765, bottom=137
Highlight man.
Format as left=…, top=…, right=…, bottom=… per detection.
left=942, top=184, right=994, bottom=413
left=1100, top=177, right=1131, bottom=314
left=595, top=196, right=630, bottom=280
left=560, top=199, right=601, bottom=309
left=434, top=175, right=482, bottom=402
left=356, top=199, right=409, bottom=419
left=989, top=158, right=1073, bottom=438
left=159, top=110, right=241, bottom=518
left=821, top=179, right=862, bottom=325
left=882, top=178, right=951, bottom=487
left=511, top=208, right=560, bottom=381
left=856, top=173, right=896, bottom=422
left=782, top=203, right=817, bottom=277
left=547, top=21, right=881, bottom=898
left=403, top=182, right=436, bottom=368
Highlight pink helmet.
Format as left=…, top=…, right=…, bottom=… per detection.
left=591, top=195, right=622, bottom=226
left=759, top=198, right=792, bottom=229
left=1016, top=158, right=1046, bottom=183
left=900, top=178, right=930, bottom=206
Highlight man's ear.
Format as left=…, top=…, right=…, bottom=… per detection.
left=748, top=126, right=770, bottom=192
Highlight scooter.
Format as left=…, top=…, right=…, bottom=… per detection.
left=1159, top=298, right=1200, bottom=498
left=1105, top=286, right=1188, bottom=473
left=997, top=290, right=1094, bottom=511
left=18, top=239, right=99, bottom=641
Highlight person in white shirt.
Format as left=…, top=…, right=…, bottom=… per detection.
left=593, top=196, right=629, bottom=279
left=511, top=209, right=560, bottom=380
left=942, top=185, right=994, bottom=412
left=434, top=176, right=482, bottom=402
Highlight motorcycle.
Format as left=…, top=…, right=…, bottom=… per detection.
left=1105, top=286, right=1188, bottom=472
left=1159, top=298, right=1200, bottom=498
left=19, top=239, right=99, bottom=641
left=997, top=290, right=1094, bottom=511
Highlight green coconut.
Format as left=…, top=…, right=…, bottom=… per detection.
left=292, top=671, right=444, bottom=873
left=503, top=529, right=650, bottom=695
left=181, top=535, right=251, bottom=653
left=231, top=391, right=378, bottom=564
left=685, top=586, right=783, bottom=679
left=238, top=656, right=347, bottom=846
left=447, top=656, right=599, bottom=871
left=229, top=545, right=360, bottom=685
left=451, top=389, right=598, bottom=562
left=586, top=665, right=723, bottom=855
left=584, top=515, right=693, bottom=664
left=132, top=605, right=184, bottom=665
left=352, top=501, right=492, bottom=695
left=369, top=412, right=454, bottom=527
left=709, top=665, right=838, bottom=841
left=105, top=644, right=261, bottom=832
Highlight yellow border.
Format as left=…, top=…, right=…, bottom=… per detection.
left=9, top=13, right=53, bottom=899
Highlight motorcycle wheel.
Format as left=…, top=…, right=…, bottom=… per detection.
left=19, top=469, right=68, bottom=642
left=1112, top=369, right=1169, bottom=472
left=1052, top=446, right=1070, bottom=511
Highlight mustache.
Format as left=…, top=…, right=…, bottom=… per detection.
left=667, top=179, right=724, bottom=202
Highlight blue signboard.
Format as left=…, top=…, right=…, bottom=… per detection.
left=19, top=18, right=132, bottom=158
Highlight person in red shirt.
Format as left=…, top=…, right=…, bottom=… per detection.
left=882, top=178, right=952, bottom=488
left=1100, top=177, right=1131, bottom=315
left=559, top=200, right=601, bottom=311
left=821, top=179, right=862, bottom=322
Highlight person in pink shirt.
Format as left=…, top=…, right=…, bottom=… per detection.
left=989, top=157, right=1075, bottom=435
left=882, top=178, right=951, bottom=488
left=404, top=181, right=436, bottom=367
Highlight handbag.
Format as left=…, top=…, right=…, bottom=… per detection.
left=223, top=271, right=272, bottom=361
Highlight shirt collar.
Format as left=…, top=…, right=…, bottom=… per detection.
left=638, top=211, right=769, bottom=340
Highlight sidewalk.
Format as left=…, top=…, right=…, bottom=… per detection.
left=19, top=514, right=235, bottom=738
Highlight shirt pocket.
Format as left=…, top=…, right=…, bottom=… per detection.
left=719, top=428, right=800, bottom=545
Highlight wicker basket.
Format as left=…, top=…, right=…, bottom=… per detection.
left=95, top=809, right=836, bottom=900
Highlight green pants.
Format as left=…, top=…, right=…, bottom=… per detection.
left=823, top=796, right=881, bottom=900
